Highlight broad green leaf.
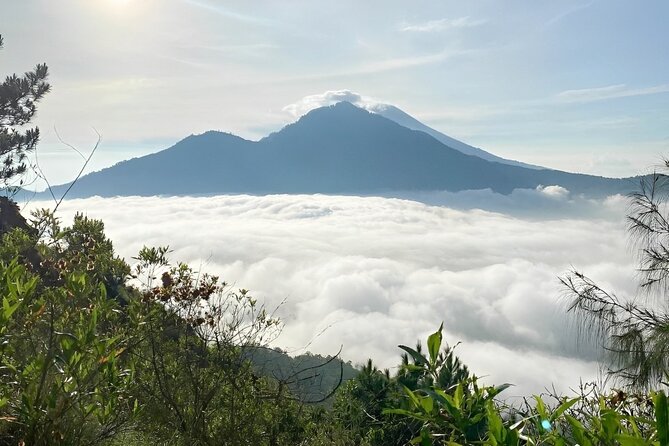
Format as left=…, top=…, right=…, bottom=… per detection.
left=487, top=403, right=503, bottom=440
left=427, top=323, right=443, bottom=364
left=419, top=395, right=434, bottom=413
left=565, top=414, right=593, bottom=446
left=655, top=391, right=669, bottom=446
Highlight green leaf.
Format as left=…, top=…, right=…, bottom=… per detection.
left=565, top=414, right=593, bottom=446
left=427, top=322, right=443, bottom=364
left=2, top=297, right=20, bottom=321
left=486, top=401, right=503, bottom=440
left=453, top=382, right=463, bottom=409
left=98, top=282, right=107, bottom=299
left=551, top=397, right=580, bottom=422
left=420, top=428, right=433, bottom=446
left=600, top=409, right=621, bottom=441
left=419, top=395, right=434, bottom=414
left=399, top=345, right=428, bottom=366
left=383, top=408, right=428, bottom=422
left=425, top=389, right=449, bottom=408
left=616, top=434, right=651, bottom=446
left=534, top=395, right=549, bottom=420
left=489, top=383, right=512, bottom=399
left=403, top=385, right=421, bottom=408
left=655, top=391, right=669, bottom=446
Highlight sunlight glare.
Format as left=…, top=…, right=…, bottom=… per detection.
left=106, top=0, right=133, bottom=9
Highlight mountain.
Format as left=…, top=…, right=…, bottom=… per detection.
left=366, top=103, right=542, bottom=169
left=245, top=347, right=358, bottom=405
left=43, top=102, right=638, bottom=199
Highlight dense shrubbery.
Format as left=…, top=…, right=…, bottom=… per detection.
left=0, top=210, right=343, bottom=445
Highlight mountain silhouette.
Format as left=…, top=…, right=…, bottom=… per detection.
left=43, top=102, right=638, bottom=199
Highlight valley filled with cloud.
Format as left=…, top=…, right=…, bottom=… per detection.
left=26, top=191, right=638, bottom=397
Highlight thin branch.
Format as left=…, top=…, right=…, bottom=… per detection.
left=54, top=125, right=87, bottom=161
left=52, top=128, right=100, bottom=214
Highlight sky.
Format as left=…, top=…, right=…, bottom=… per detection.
left=25, top=192, right=636, bottom=397
left=1, top=0, right=669, bottom=185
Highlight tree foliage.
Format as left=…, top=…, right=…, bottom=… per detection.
left=0, top=215, right=138, bottom=445
left=562, top=166, right=669, bottom=389
left=382, top=326, right=669, bottom=446
left=0, top=211, right=327, bottom=446
left=0, top=34, right=51, bottom=192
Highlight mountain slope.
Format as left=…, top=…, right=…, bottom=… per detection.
left=367, top=103, right=542, bottom=169
left=44, top=102, right=637, bottom=199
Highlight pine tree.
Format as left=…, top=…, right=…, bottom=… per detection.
left=563, top=167, right=669, bottom=388
left=0, top=34, right=51, bottom=193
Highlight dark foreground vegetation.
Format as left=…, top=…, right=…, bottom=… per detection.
left=3, top=33, right=669, bottom=445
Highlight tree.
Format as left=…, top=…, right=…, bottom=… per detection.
left=562, top=165, right=669, bottom=389
left=319, top=325, right=474, bottom=446
left=383, top=325, right=510, bottom=445
left=0, top=34, right=51, bottom=193
left=128, top=247, right=305, bottom=446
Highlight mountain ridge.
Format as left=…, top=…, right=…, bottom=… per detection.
left=40, top=101, right=638, bottom=199
left=366, top=103, right=542, bottom=170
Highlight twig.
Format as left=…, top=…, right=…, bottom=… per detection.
left=52, top=128, right=101, bottom=214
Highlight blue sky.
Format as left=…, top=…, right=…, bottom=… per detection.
left=1, top=0, right=668, bottom=184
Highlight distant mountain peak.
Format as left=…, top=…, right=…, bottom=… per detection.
left=300, top=100, right=369, bottom=119
left=263, top=100, right=380, bottom=143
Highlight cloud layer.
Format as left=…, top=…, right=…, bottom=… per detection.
left=282, top=90, right=382, bottom=118
left=26, top=193, right=637, bottom=397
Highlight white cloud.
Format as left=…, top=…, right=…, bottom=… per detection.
left=556, top=83, right=669, bottom=103
left=354, top=49, right=467, bottom=75
left=544, top=1, right=595, bottom=27
left=400, top=17, right=488, bottom=33
left=26, top=193, right=637, bottom=397
left=282, top=89, right=381, bottom=117
left=282, top=89, right=421, bottom=120
left=537, top=185, right=570, bottom=200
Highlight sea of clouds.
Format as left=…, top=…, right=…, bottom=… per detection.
left=25, top=189, right=639, bottom=397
